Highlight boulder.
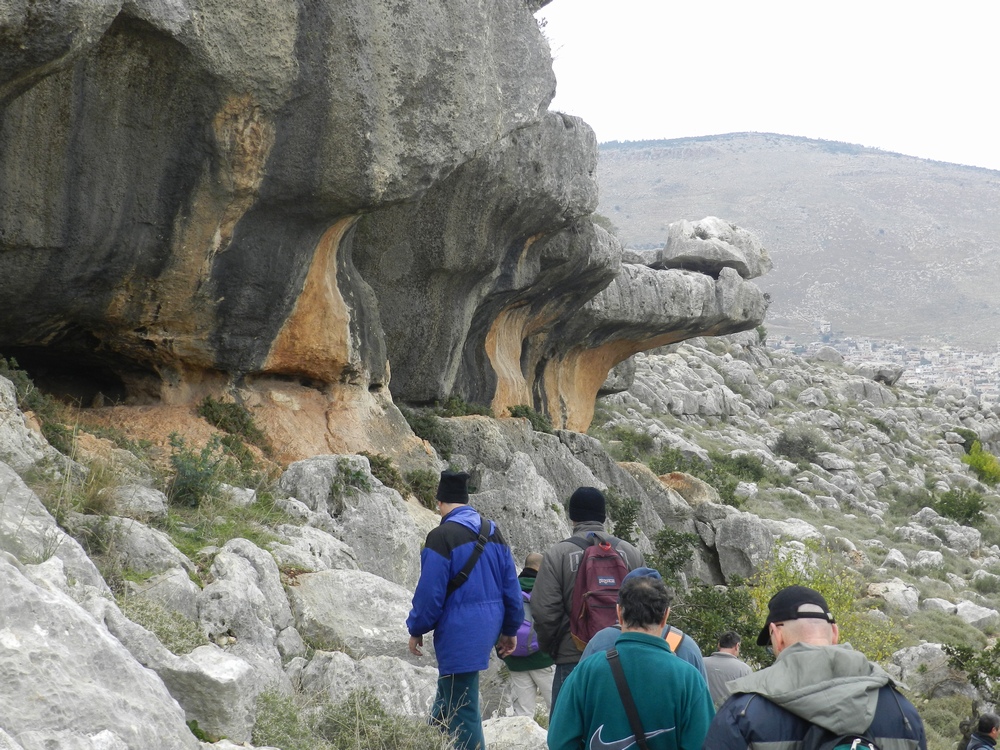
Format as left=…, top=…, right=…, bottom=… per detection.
left=278, top=455, right=424, bottom=587
left=85, top=594, right=282, bottom=745
left=286, top=569, right=417, bottom=662
left=920, top=598, right=957, bottom=614
left=105, top=484, right=169, bottom=521
left=954, top=600, right=1000, bottom=630
left=890, top=643, right=976, bottom=699
left=653, top=217, right=772, bottom=279
left=912, top=550, right=945, bottom=570
left=0, top=556, right=200, bottom=749
left=0, top=463, right=107, bottom=591
left=293, top=651, right=438, bottom=719
left=714, top=512, right=774, bottom=582
left=482, top=715, right=549, bottom=749
left=866, top=579, right=919, bottom=616
left=882, top=549, right=908, bottom=570
left=0, top=378, right=62, bottom=472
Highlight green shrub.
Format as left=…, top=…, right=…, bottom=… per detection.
left=197, top=396, right=272, bottom=455
left=932, top=487, right=986, bottom=527
left=507, top=404, right=553, bottom=434
left=750, top=547, right=902, bottom=664
left=360, top=452, right=408, bottom=494
left=117, top=594, right=209, bottom=654
left=605, top=488, right=641, bottom=546
left=605, top=425, right=654, bottom=461
left=669, top=580, right=770, bottom=669
left=961, top=441, right=1000, bottom=485
left=400, top=408, right=455, bottom=460
left=944, top=640, right=1000, bottom=707
left=917, top=695, right=975, bottom=750
left=648, top=526, right=698, bottom=589
left=436, top=396, right=493, bottom=418
left=405, top=469, right=439, bottom=510
left=167, top=434, right=226, bottom=508
left=773, top=426, right=828, bottom=465
left=253, top=690, right=453, bottom=750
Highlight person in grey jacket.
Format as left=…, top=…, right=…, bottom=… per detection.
left=703, top=585, right=927, bottom=750
left=967, top=713, right=999, bottom=750
left=531, top=486, right=643, bottom=709
left=703, top=630, right=752, bottom=707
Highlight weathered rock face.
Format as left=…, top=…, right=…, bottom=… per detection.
left=0, top=0, right=554, bottom=405
left=0, top=1, right=769, bottom=452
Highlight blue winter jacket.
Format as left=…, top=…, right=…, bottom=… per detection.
left=406, top=505, right=523, bottom=675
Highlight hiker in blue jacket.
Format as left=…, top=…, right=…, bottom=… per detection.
left=407, top=471, right=523, bottom=750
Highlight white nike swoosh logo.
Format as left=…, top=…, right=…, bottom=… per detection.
left=588, top=724, right=675, bottom=750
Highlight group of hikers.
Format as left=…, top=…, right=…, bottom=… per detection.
left=406, top=471, right=999, bottom=750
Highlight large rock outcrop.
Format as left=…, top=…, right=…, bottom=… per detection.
left=1, top=0, right=769, bottom=455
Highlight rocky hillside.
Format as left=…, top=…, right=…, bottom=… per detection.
left=1, top=331, right=998, bottom=749
left=596, top=134, right=1000, bottom=349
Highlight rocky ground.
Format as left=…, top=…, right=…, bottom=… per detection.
left=0, top=331, right=998, bottom=749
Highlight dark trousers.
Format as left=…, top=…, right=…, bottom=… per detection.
left=431, top=672, right=484, bottom=750
left=549, top=662, right=577, bottom=713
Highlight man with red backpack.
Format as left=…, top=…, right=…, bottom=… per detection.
left=501, top=552, right=555, bottom=716
left=531, top=486, right=643, bottom=709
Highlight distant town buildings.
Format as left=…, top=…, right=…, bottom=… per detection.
left=771, top=335, right=1000, bottom=402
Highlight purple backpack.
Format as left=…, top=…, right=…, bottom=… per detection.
left=511, top=590, right=540, bottom=658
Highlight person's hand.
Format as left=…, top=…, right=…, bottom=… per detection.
left=408, top=635, right=424, bottom=656
left=496, top=634, right=516, bottom=658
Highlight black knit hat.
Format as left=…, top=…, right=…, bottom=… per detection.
left=568, top=486, right=606, bottom=523
left=436, top=471, right=470, bottom=504
left=756, top=585, right=836, bottom=646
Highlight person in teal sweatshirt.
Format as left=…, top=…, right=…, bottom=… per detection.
left=547, top=574, right=714, bottom=750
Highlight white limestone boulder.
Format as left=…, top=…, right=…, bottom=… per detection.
left=104, top=483, right=169, bottom=521
left=267, top=524, right=360, bottom=573
left=483, top=715, right=549, bottom=749
left=285, top=568, right=419, bottom=663
left=293, top=651, right=438, bottom=719
left=0, top=555, right=200, bottom=749
left=278, top=455, right=424, bottom=587
left=955, top=600, right=1000, bottom=630
left=0, top=463, right=107, bottom=591
left=714, top=511, right=775, bottom=582
left=867, top=579, right=919, bottom=616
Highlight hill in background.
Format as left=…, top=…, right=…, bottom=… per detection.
left=596, top=133, right=1000, bottom=350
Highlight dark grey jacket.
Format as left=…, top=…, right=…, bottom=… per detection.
left=530, top=521, right=643, bottom=665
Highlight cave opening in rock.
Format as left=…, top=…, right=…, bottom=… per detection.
left=0, top=346, right=130, bottom=407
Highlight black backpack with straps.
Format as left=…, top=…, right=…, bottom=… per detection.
left=800, top=724, right=881, bottom=750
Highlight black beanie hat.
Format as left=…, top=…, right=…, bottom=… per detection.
left=436, top=471, right=470, bottom=504
left=568, top=486, right=606, bottom=523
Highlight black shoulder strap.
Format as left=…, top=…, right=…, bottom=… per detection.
left=607, top=649, right=651, bottom=750
left=567, top=535, right=591, bottom=550
left=446, top=519, right=491, bottom=595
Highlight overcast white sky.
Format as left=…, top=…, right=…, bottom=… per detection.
left=536, top=0, right=1000, bottom=172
